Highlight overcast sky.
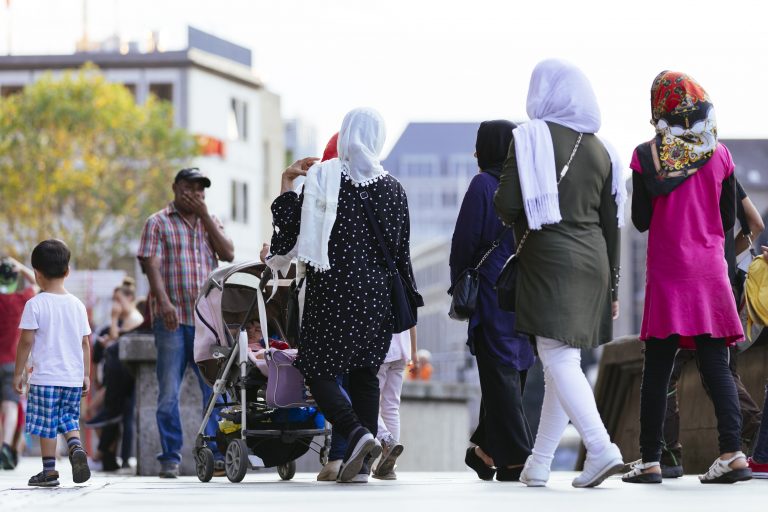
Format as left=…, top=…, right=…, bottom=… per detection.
left=1, top=0, right=766, bottom=163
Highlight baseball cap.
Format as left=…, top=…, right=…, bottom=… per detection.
left=174, top=167, right=211, bottom=188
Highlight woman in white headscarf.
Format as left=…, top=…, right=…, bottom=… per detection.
left=494, top=59, right=626, bottom=488
left=268, top=108, right=421, bottom=484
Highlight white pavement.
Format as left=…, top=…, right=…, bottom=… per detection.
left=1, top=457, right=764, bottom=512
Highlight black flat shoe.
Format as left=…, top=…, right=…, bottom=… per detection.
left=496, top=466, right=524, bottom=482
left=465, top=447, right=495, bottom=481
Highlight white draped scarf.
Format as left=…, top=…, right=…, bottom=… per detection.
left=515, top=59, right=627, bottom=230
left=269, top=108, right=387, bottom=274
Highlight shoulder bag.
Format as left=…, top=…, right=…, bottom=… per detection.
left=359, top=190, right=423, bottom=333
left=496, top=133, right=583, bottom=312
left=448, top=229, right=507, bottom=321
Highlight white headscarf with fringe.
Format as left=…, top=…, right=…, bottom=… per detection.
left=270, top=108, right=387, bottom=274
left=514, top=59, right=627, bottom=230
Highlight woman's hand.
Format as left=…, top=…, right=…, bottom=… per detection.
left=612, top=300, right=620, bottom=320
left=281, top=157, right=319, bottom=194
left=761, top=245, right=768, bottom=261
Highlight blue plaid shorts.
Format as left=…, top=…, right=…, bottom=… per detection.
left=25, top=385, right=82, bottom=439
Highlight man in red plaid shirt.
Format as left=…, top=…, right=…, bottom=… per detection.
left=137, top=168, right=234, bottom=478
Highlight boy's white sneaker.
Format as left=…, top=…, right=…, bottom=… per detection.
left=520, top=455, right=550, bottom=487
left=572, top=443, right=624, bottom=488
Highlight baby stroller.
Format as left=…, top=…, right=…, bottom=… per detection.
left=193, top=261, right=331, bottom=482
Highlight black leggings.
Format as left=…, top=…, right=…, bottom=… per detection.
left=309, top=366, right=380, bottom=441
left=640, top=335, right=742, bottom=462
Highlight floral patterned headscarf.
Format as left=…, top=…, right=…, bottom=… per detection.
left=651, top=70, right=717, bottom=176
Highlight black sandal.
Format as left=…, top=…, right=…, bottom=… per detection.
left=465, top=447, right=495, bottom=481
left=28, top=470, right=60, bottom=487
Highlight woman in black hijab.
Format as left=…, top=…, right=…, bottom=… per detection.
left=449, top=120, right=535, bottom=481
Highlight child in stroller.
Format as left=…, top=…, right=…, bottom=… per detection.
left=193, top=261, right=330, bottom=482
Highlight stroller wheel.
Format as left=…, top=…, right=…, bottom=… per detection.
left=225, top=439, right=250, bottom=483
left=278, top=460, right=296, bottom=481
left=195, top=447, right=214, bottom=482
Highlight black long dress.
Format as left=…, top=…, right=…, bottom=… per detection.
left=270, top=172, right=417, bottom=379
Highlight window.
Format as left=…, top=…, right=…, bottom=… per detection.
left=0, top=85, right=24, bottom=97
left=263, top=140, right=271, bottom=200
left=448, top=155, right=478, bottom=178
left=231, top=180, right=249, bottom=224
left=149, top=83, right=173, bottom=103
left=441, top=191, right=458, bottom=207
left=229, top=98, right=248, bottom=141
left=416, top=192, right=434, bottom=207
left=400, top=155, right=439, bottom=177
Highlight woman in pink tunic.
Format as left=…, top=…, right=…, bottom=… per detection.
left=623, top=71, right=751, bottom=484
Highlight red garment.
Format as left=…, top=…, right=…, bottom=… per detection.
left=322, top=133, right=339, bottom=161
left=0, top=287, right=35, bottom=364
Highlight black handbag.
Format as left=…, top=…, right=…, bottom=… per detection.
left=359, top=190, right=423, bottom=333
left=496, top=132, right=583, bottom=312
left=285, top=277, right=304, bottom=345
left=448, top=230, right=507, bottom=321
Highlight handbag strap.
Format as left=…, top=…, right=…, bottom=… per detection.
left=514, top=132, right=583, bottom=257
left=474, top=228, right=508, bottom=270
left=359, top=190, right=398, bottom=273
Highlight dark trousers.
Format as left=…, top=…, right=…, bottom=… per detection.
left=309, top=366, right=380, bottom=442
left=328, top=375, right=350, bottom=461
left=98, top=342, right=136, bottom=460
left=753, top=383, right=768, bottom=463
left=641, top=336, right=742, bottom=463
left=661, top=347, right=762, bottom=467
left=470, top=332, right=532, bottom=467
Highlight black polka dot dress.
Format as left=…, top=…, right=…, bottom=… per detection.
left=270, top=172, right=417, bottom=380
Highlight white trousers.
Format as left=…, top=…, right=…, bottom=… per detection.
left=376, top=358, right=407, bottom=442
left=532, top=337, right=611, bottom=467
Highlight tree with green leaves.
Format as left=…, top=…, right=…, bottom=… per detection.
left=0, top=64, right=197, bottom=269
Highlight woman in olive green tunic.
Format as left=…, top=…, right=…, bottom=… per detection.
left=493, top=59, right=626, bottom=488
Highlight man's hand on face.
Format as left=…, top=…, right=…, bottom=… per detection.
left=182, top=190, right=209, bottom=217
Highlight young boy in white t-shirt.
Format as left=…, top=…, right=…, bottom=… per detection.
left=372, top=325, right=417, bottom=480
left=13, top=240, right=92, bottom=487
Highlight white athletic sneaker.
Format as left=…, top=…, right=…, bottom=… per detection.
left=572, top=443, right=624, bottom=488
left=520, top=455, right=550, bottom=487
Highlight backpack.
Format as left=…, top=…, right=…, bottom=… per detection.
left=743, top=255, right=768, bottom=347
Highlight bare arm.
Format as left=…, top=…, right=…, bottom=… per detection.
left=735, top=196, right=765, bottom=254
left=200, top=212, right=235, bottom=262
left=81, top=335, right=91, bottom=395
left=141, top=256, right=178, bottom=331
left=281, top=157, right=319, bottom=194
left=13, top=330, right=34, bottom=394
left=409, top=326, right=418, bottom=371
left=7, top=257, right=37, bottom=289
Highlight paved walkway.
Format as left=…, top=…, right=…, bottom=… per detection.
left=1, top=458, right=764, bottom=511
